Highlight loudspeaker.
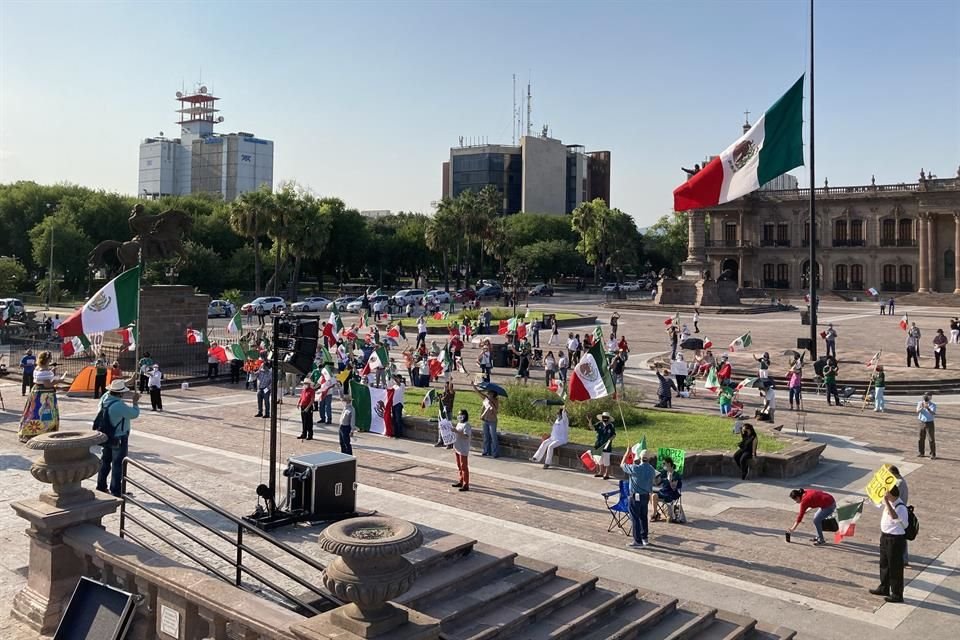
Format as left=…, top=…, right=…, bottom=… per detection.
left=296, top=320, right=319, bottom=340
left=284, top=349, right=315, bottom=375
left=796, top=338, right=813, bottom=353
left=54, top=577, right=136, bottom=640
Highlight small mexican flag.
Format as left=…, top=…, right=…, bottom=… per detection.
left=507, top=317, right=519, bottom=333
left=704, top=367, right=721, bottom=394
left=186, top=329, right=208, bottom=345
left=702, top=336, right=713, bottom=349
left=229, top=343, right=248, bottom=361
left=118, top=325, right=137, bottom=351
left=568, top=342, right=614, bottom=401
left=593, top=325, right=604, bottom=344
left=350, top=380, right=394, bottom=436
left=865, top=350, right=882, bottom=368
left=664, top=312, right=680, bottom=326
left=735, top=377, right=757, bottom=391
left=227, top=311, right=243, bottom=334
left=834, top=500, right=865, bottom=543
left=367, top=345, right=389, bottom=371
left=729, top=332, right=752, bottom=352
left=622, top=435, right=648, bottom=464
left=516, top=322, right=527, bottom=340
left=208, top=344, right=229, bottom=364
left=433, top=311, right=447, bottom=320
left=899, top=313, right=909, bottom=331
left=497, top=319, right=509, bottom=335
left=58, top=266, right=140, bottom=338
left=62, top=334, right=91, bottom=358
left=673, top=76, right=804, bottom=210
left=421, top=388, right=437, bottom=409
left=324, top=310, right=344, bottom=344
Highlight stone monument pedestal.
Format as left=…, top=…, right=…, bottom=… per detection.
left=654, top=278, right=741, bottom=307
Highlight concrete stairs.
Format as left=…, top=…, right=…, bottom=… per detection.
left=400, top=534, right=795, bottom=640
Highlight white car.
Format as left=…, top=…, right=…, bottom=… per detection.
left=392, top=289, right=425, bottom=307
left=346, top=299, right=365, bottom=313
left=601, top=282, right=620, bottom=293
left=207, top=299, right=236, bottom=318
left=621, top=281, right=641, bottom=292
left=241, top=296, right=286, bottom=314
left=0, top=298, right=26, bottom=320
left=426, top=289, right=451, bottom=304
left=290, top=296, right=333, bottom=312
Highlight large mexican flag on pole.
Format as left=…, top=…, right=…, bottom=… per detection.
left=350, top=380, right=394, bottom=436
left=58, top=267, right=140, bottom=338
left=568, top=342, right=615, bottom=401
left=673, top=76, right=804, bottom=210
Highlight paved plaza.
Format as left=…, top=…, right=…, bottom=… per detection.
left=1, top=297, right=959, bottom=639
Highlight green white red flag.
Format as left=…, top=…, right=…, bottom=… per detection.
left=568, top=342, right=614, bottom=401
left=622, top=435, right=648, bottom=464
left=350, top=380, right=394, bottom=436
left=704, top=367, right=721, bottom=394
left=62, top=334, right=91, bottom=358
left=118, top=325, right=137, bottom=351
left=899, top=313, right=908, bottom=331
left=729, top=332, right=752, bottom=352
left=324, top=310, right=344, bottom=344
left=58, top=267, right=140, bottom=338
left=673, top=76, right=804, bottom=210
left=664, top=312, right=680, bottom=326
left=208, top=344, right=229, bottom=364
left=865, top=350, right=882, bottom=368
left=421, top=388, right=437, bottom=409
left=186, top=329, right=208, bottom=345
left=834, top=500, right=864, bottom=543
left=227, top=311, right=243, bottom=334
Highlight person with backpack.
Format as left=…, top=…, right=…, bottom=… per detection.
left=869, top=484, right=911, bottom=603
left=95, top=379, right=141, bottom=498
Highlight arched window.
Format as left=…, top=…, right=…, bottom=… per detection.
left=899, top=265, right=913, bottom=287
left=946, top=250, right=956, bottom=279
left=881, top=219, right=896, bottom=246
left=850, top=220, right=864, bottom=246
left=834, top=264, right=848, bottom=290
left=882, top=264, right=897, bottom=289
left=850, top=265, right=864, bottom=289
left=899, top=218, right=913, bottom=245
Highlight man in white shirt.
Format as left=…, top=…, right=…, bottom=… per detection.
left=869, top=485, right=910, bottom=603
left=416, top=315, right=428, bottom=348
left=389, top=375, right=405, bottom=438
left=916, top=393, right=937, bottom=459
left=530, top=408, right=568, bottom=469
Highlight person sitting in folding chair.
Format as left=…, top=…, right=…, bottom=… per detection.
left=601, top=480, right=631, bottom=536
left=651, top=457, right=684, bottom=523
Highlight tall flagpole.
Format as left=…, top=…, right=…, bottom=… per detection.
left=808, top=0, right=818, bottom=360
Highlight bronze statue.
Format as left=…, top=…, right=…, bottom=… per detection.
left=89, top=204, right=192, bottom=272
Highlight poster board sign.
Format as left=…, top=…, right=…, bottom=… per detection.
left=656, top=447, right=686, bottom=475
left=438, top=419, right=456, bottom=446
left=865, top=464, right=897, bottom=505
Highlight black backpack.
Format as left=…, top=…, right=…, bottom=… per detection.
left=92, top=399, right=123, bottom=441
left=905, top=505, right=919, bottom=541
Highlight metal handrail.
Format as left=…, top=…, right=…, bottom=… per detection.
left=120, top=457, right=341, bottom=613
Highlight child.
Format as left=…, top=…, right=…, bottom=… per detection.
left=718, top=385, right=734, bottom=416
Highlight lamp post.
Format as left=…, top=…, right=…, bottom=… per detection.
left=45, top=217, right=54, bottom=310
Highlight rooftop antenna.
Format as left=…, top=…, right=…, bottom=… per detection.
left=526, top=79, right=532, bottom=137
left=743, top=109, right=752, bottom=134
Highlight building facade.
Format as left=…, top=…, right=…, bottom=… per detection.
left=442, top=135, right=610, bottom=215
left=138, top=87, right=274, bottom=201
left=695, top=170, right=960, bottom=294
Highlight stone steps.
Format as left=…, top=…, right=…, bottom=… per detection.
left=577, top=591, right=679, bottom=640
left=397, top=542, right=517, bottom=608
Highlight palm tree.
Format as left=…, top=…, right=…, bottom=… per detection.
left=426, top=197, right=457, bottom=291
left=285, top=193, right=331, bottom=300
left=228, top=185, right=273, bottom=295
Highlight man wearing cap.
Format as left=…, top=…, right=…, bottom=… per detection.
left=916, top=392, right=937, bottom=460
left=593, top=412, right=616, bottom=480
left=96, top=379, right=141, bottom=498
left=621, top=449, right=656, bottom=548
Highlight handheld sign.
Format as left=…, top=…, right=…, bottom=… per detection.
left=865, top=464, right=897, bottom=505
left=656, top=447, right=686, bottom=475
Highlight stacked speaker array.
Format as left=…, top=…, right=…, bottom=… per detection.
left=278, top=318, right=319, bottom=375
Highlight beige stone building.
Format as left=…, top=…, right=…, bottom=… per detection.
left=693, top=169, right=960, bottom=294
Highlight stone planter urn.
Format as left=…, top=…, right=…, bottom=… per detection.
left=319, top=516, right=423, bottom=638
left=27, top=430, right=107, bottom=507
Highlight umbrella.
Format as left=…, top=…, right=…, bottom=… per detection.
left=531, top=398, right=565, bottom=406
left=680, top=338, right=704, bottom=351
left=781, top=349, right=802, bottom=360
left=476, top=381, right=508, bottom=397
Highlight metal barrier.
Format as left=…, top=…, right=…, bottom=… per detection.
left=120, top=458, right=342, bottom=615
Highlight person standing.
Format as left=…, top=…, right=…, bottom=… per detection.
left=549, top=320, right=559, bottom=345
left=451, top=409, right=472, bottom=492
left=733, top=423, right=758, bottom=480
left=95, top=379, right=140, bottom=498
left=786, top=487, right=836, bottom=545
left=476, top=387, right=500, bottom=458
left=933, top=329, right=948, bottom=369
left=869, top=485, right=909, bottom=603
left=692, top=308, right=701, bottom=334
left=872, top=365, right=886, bottom=412
left=788, top=368, right=803, bottom=410
left=879, top=299, right=886, bottom=315
left=592, top=412, right=616, bottom=479
left=433, top=380, right=456, bottom=447
left=229, top=356, right=242, bottom=384
left=207, top=348, right=220, bottom=379
left=824, top=324, right=838, bottom=359
left=338, top=395, right=354, bottom=455
left=888, top=297, right=896, bottom=315
left=531, top=318, right=541, bottom=349
left=557, top=351, right=569, bottom=386
left=916, top=393, right=937, bottom=459
left=297, top=381, right=315, bottom=440
left=477, top=344, right=492, bottom=383
left=667, top=325, right=679, bottom=360
left=530, top=407, right=569, bottom=469
left=254, top=361, right=273, bottom=419
left=950, top=317, right=960, bottom=344
left=610, top=312, right=621, bottom=337
left=19, top=349, right=36, bottom=397
left=390, top=375, right=405, bottom=438
left=17, top=351, right=63, bottom=442
left=137, top=351, right=154, bottom=393
left=256, top=302, right=267, bottom=328
left=621, top=449, right=656, bottom=548
left=906, top=323, right=921, bottom=367
left=110, top=360, right=123, bottom=383
left=416, top=314, right=428, bottom=349
left=889, top=466, right=910, bottom=566
left=147, top=364, right=163, bottom=411
left=824, top=358, right=840, bottom=406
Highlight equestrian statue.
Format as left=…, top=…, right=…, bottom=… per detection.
left=89, top=204, right=192, bottom=273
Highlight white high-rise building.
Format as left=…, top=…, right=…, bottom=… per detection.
left=138, top=86, right=274, bottom=201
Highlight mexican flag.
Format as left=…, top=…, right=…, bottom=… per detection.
left=421, top=388, right=437, bottom=409
left=899, top=313, right=909, bottom=331
left=118, top=325, right=137, bottom=351
left=497, top=319, right=509, bottom=335
left=729, top=332, right=752, bottom=352
left=433, top=311, right=447, bottom=320
left=321, top=345, right=334, bottom=366
left=834, top=500, right=865, bottom=543
left=507, top=317, right=519, bottom=333
left=702, top=337, right=713, bottom=349
left=324, top=310, right=344, bottom=344
left=516, top=322, right=527, bottom=340
left=186, top=329, right=208, bottom=345
left=350, top=380, right=394, bottom=436
left=62, top=334, right=91, bottom=358
left=866, top=287, right=879, bottom=297
left=229, top=343, right=248, bottom=361
left=865, top=350, right=882, bottom=368
left=664, top=312, right=680, bottom=326
left=58, top=267, right=140, bottom=338
left=735, top=377, right=757, bottom=391
left=704, top=367, right=721, bottom=394
left=428, top=356, right=444, bottom=380
left=317, top=366, right=337, bottom=400
left=593, top=325, right=604, bottom=344
left=227, top=311, right=243, bottom=334
left=367, top=345, right=389, bottom=371
left=208, top=344, right=229, bottom=364
left=568, top=342, right=614, bottom=401
left=622, top=435, right=648, bottom=465
left=673, top=76, right=804, bottom=210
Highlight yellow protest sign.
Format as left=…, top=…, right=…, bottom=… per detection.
left=865, top=464, right=898, bottom=505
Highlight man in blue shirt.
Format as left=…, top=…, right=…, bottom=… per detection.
left=96, top=379, right=141, bottom=498
left=20, top=349, right=36, bottom=396
left=622, top=449, right=656, bottom=548
left=916, top=393, right=936, bottom=460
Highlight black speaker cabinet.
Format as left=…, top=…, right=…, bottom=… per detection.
left=54, top=577, right=136, bottom=640
left=285, top=451, right=356, bottom=518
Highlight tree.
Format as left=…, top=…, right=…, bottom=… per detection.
left=285, top=192, right=331, bottom=299
left=571, top=199, right=640, bottom=283
left=507, top=240, right=583, bottom=282
left=426, top=198, right=459, bottom=291
left=643, top=212, right=688, bottom=274
left=323, top=205, right=368, bottom=288
left=29, top=213, right=93, bottom=292
left=0, top=256, right=27, bottom=295
left=228, top=185, right=273, bottom=296
left=176, top=241, right=225, bottom=294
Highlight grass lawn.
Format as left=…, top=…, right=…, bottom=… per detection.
left=402, top=386, right=784, bottom=454
left=420, top=310, right=584, bottom=329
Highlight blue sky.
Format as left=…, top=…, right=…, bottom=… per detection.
left=1, top=0, right=957, bottom=225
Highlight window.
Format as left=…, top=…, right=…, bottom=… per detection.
left=777, top=264, right=789, bottom=287
left=762, top=224, right=775, bottom=244
left=724, top=223, right=738, bottom=245
left=899, top=218, right=913, bottom=245
left=881, top=219, right=896, bottom=246
left=946, top=250, right=956, bottom=278
left=834, top=219, right=848, bottom=246
left=850, top=264, right=864, bottom=287
left=763, top=264, right=775, bottom=281
left=899, top=265, right=913, bottom=286
left=850, top=220, right=864, bottom=245
left=777, top=223, right=790, bottom=246
left=834, top=264, right=848, bottom=289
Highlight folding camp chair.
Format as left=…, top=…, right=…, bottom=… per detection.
left=653, top=476, right=686, bottom=524
left=602, top=480, right=631, bottom=536
left=839, top=386, right=857, bottom=406
left=795, top=410, right=807, bottom=435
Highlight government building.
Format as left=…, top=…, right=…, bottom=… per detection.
left=692, top=169, right=960, bottom=294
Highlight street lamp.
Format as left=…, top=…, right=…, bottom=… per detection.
left=45, top=203, right=55, bottom=310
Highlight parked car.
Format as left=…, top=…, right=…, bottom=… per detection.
left=392, top=289, right=425, bottom=306
left=207, top=299, right=236, bottom=318
left=426, top=289, right=451, bottom=304
left=454, top=288, right=477, bottom=302
left=475, top=279, right=501, bottom=289
left=601, top=282, right=622, bottom=293
left=476, top=284, right=503, bottom=299
left=240, top=296, right=286, bottom=314
left=0, top=298, right=26, bottom=320
left=290, top=296, right=333, bottom=312
left=333, top=296, right=356, bottom=311
left=528, top=284, right=554, bottom=297
left=620, top=281, right=641, bottom=292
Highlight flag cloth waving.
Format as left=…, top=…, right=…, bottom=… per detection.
left=58, top=267, right=140, bottom=338
left=118, top=325, right=137, bottom=351
left=704, top=367, right=721, bottom=394
left=186, top=329, right=208, bottom=345
left=622, top=435, right=648, bottom=464
left=729, top=332, right=752, bottom=352
left=568, top=342, right=614, bottom=401
left=834, top=500, right=864, bottom=543
left=865, top=350, right=882, bottom=368
left=62, top=334, right=91, bottom=358
left=899, top=313, right=909, bottom=331
left=673, top=76, right=804, bottom=210
left=350, top=380, right=394, bottom=436
left=227, top=311, right=243, bottom=334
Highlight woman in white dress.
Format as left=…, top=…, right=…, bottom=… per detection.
left=530, top=407, right=569, bottom=469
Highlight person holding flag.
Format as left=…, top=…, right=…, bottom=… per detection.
left=872, top=365, right=886, bottom=412
left=592, top=412, right=616, bottom=480
left=905, top=322, right=920, bottom=367
left=137, top=352, right=154, bottom=393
